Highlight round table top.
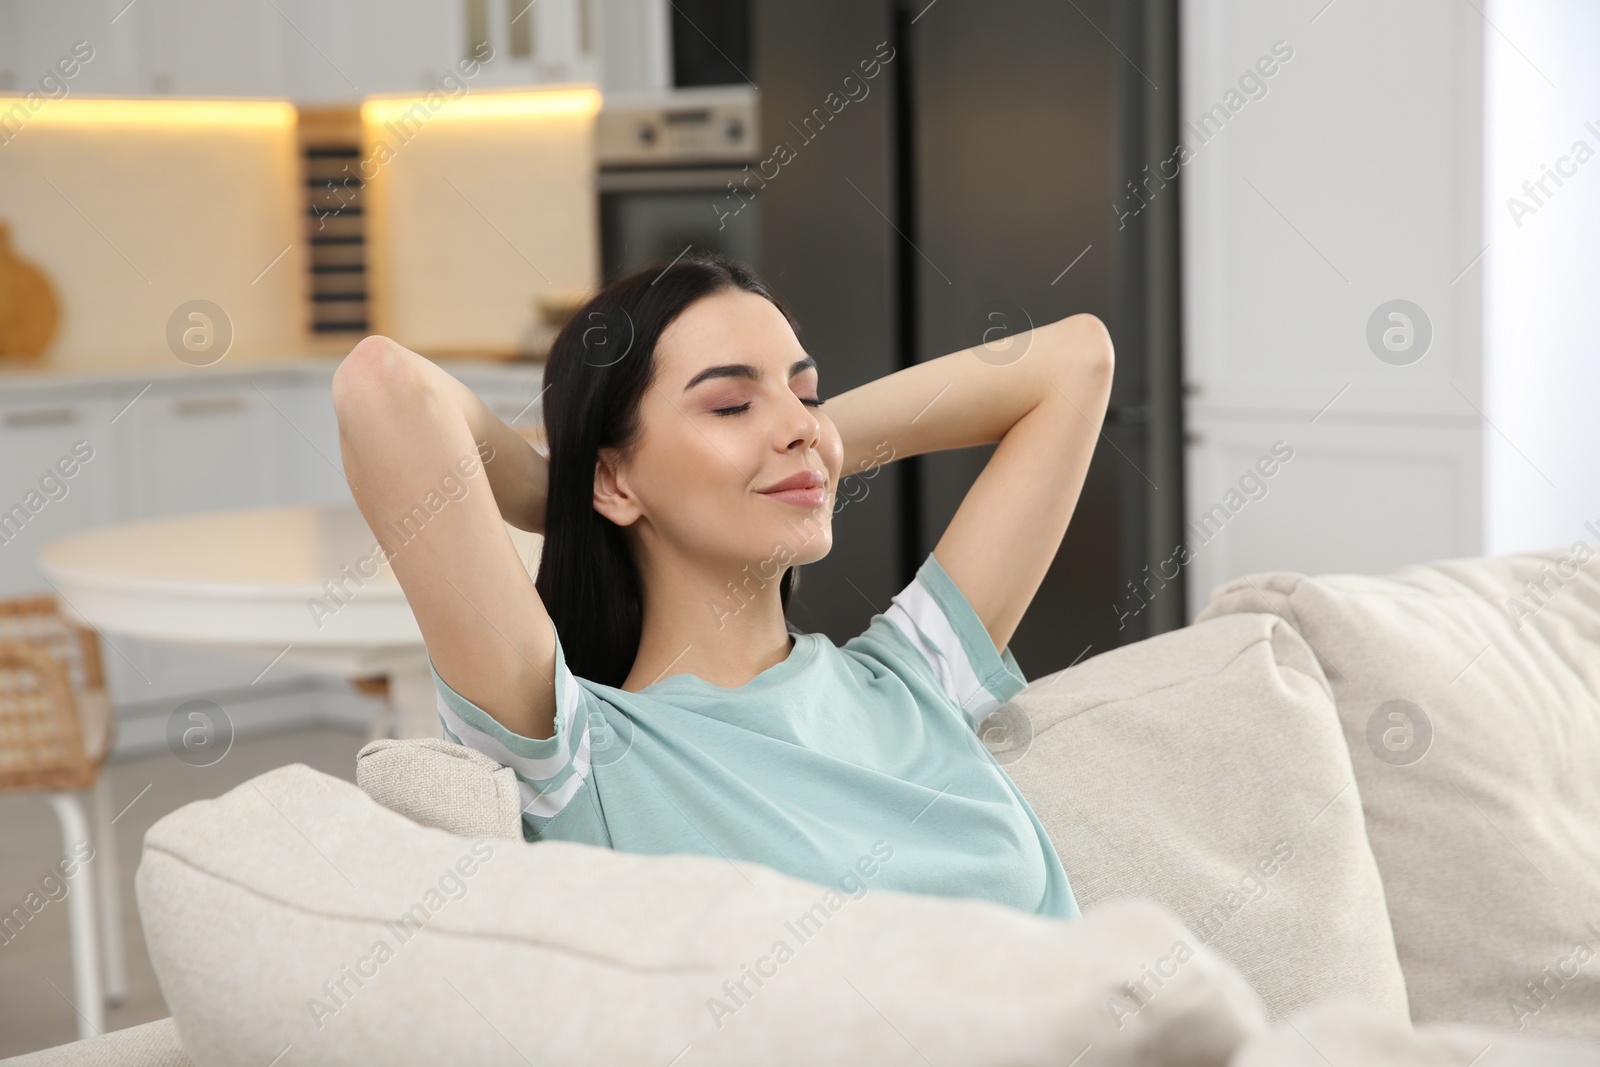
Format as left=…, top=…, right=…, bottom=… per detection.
left=38, top=504, right=541, bottom=652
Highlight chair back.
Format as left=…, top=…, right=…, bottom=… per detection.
left=0, top=594, right=109, bottom=791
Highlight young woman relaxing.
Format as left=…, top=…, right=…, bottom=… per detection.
left=331, top=252, right=1113, bottom=921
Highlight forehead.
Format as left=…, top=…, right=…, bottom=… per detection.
left=655, top=288, right=805, bottom=378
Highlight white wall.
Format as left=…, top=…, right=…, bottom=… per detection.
left=1483, top=0, right=1600, bottom=554
left=0, top=103, right=308, bottom=368
left=363, top=89, right=602, bottom=356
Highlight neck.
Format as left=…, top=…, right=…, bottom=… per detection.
left=620, top=542, right=795, bottom=692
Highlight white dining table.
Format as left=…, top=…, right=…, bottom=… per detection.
left=36, top=504, right=542, bottom=741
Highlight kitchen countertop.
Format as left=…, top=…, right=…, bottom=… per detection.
left=0, top=350, right=545, bottom=399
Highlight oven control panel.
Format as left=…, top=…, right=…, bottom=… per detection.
left=597, top=86, right=759, bottom=167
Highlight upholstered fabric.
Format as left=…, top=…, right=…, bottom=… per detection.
left=1198, top=544, right=1600, bottom=1040
left=135, top=762, right=1270, bottom=1066
left=356, top=736, right=521, bottom=840
left=1000, top=612, right=1409, bottom=1025
left=1230, top=999, right=1600, bottom=1066
left=0, top=1018, right=192, bottom=1067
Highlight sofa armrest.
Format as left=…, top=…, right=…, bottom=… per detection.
left=355, top=737, right=523, bottom=840
left=0, top=1017, right=191, bottom=1066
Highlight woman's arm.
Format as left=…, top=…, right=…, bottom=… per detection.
left=331, top=335, right=558, bottom=740
left=824, top=313, right=1115, bottom=652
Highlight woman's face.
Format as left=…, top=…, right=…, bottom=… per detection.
left=593, top=287, right=844, bottom=580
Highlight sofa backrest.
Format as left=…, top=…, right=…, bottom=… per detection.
left=1002, top=611, right=1409, bottom=1025
left=1199, top=542, right=1600, bottom=1041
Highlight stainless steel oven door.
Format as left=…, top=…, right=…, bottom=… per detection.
left=598, top=166, right=761, bottom=285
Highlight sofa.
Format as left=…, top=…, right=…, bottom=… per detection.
left=6, top=544, right=1599, bottom=1065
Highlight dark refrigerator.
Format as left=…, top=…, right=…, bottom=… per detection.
left=749, top=0, right=1185, bottom=676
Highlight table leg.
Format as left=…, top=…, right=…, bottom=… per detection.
left=387, top=662, right=442, bottom=740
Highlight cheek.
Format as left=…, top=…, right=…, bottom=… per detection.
left=820, top=421, right=845, bottom=476
left=638, top=417, right=748, bottom=513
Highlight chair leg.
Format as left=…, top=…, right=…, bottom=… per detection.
left=47, top=792, right=105, bottom=1041
left=91, top=775, right=128, bottom=1005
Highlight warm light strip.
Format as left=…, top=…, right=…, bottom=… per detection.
left=360, top=86, right=602, bottom=127
left=0, top=97, right=296, bottom=128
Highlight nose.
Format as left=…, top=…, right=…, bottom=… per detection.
left=781, top=392, right=821, bottom=453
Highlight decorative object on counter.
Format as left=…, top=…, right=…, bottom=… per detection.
left=518, top=284, right=592, bottom=361
left=0, top=220, right=60, bottom=362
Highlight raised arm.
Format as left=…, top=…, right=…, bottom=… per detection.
left=823, top=313, right=1114, bottom=652
left=331, top=335, right=557, bottom=740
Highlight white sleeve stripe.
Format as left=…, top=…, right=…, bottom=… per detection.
left=519, top=726, right=592, bottom=819
left=434, top=686, right=586, bottom=784
left=884, top=580, right=1002, bottom=727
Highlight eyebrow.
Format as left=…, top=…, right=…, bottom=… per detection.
left=683, top=355, right=817, bottom=392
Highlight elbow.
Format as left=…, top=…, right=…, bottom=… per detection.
left=1065, top=312, right=1115, bottom=380
left=331, top=335, right=421, bottom=423
left=1042, top=313, right=1114, bottom=396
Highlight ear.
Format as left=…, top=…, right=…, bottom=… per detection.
left=592, top=446, right=642, bottom=526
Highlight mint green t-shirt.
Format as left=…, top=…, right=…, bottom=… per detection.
left=429, top=550, right=1080, bottom=921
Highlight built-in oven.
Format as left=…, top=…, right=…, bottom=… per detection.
left=595, top=85, right=761, bottom=285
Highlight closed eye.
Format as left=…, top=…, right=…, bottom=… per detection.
left=712, top=397, right=825, bottom=417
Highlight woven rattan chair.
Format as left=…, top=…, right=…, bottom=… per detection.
left=0, top=594, right=128, bottom=1039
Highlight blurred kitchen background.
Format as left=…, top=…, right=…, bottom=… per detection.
left=0, top=0, right=1596, bottom=783
left=4, top=0, right=1600, bottom=1054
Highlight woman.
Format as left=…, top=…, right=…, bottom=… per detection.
left=332, top=252, right=1113, bottom=921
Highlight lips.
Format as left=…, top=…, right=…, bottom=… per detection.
left=759, top=469, right=826, bottom=494
left=758, top=468, right=828, bottom=508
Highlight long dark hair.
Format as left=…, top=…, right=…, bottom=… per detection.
left=535, top=251, right=806, bottom=688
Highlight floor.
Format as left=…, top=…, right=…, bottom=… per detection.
left=0, top=725, right=370, bottom=1059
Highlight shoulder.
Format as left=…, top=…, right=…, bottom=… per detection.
left=847, top=552, right=1030, bottom=729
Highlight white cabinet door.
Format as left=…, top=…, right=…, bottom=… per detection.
left=130, top=0, right=287, bottom=96
left=1180, top=0, right=1485, bottom=417
left=122, top=385, right=280, bottom=518
left=0, top=6, right=139, bottom=96
left=262, top=372, right=352, bottom=507
left=0, top=396, right=123, bottom=597
left=280, top=0, right=469, bottom=102
left=1181, top=416, right=1482, bottom=619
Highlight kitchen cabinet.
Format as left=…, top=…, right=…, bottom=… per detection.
left=1179, top=0, right=1487, bottom=614
left=1180, top=416, right=1481, bottom=608
left=0, top=0, right=603, bottom=101
left=0, top=395, right=123, bottom=599
left=118, top=385, right=281, bottom=519
left=0, top=357, right=545, bottom=717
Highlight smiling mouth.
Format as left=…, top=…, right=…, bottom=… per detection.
left=759, top=484, right=828, bottom=508
left=756, top=468, right=828, bottom=508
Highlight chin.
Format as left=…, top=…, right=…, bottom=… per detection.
left=758, top=507, right=833, bottom=565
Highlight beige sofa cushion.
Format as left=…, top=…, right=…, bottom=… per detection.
left=356, top=736, right=522, bottom=839
left=1230, top=999, right=1600, bottom=1066
left=1002, top=613, right=1409, bottom=1025
left=135, top=762, right=1270, bottom=1066
left=0, top=1018, right=192, bottom=1067
left=1198, top=544, right=1600, bottom=1040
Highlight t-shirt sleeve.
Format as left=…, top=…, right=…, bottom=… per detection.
left=428, top=619, right=598, bottom=842
left=876, top=550, right=1030, bottom=732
